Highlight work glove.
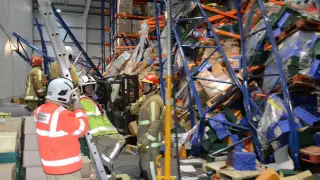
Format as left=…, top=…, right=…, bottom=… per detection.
left=71, top=92, right=82, bottom=110
left=138, top=144, right=148, bottom=155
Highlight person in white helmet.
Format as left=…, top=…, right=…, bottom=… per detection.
left=78, top=74, right=125, bottom=178
left=50, top=46, right=79, bottom=86
left=33, top=78, right=88, bottom=180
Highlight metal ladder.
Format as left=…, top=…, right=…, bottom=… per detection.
left=36, top=0, right=109, bottom=179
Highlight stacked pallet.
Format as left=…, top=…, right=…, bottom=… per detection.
left=0, top=117, right=23, bottom=180
left=22, top=116, right=93, bottom=180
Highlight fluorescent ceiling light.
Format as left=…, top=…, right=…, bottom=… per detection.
left=56, top=9, right=61, bottom=13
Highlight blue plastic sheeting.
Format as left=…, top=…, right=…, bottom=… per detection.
left=232, top=152, right=256, bottom=171
left=294, top=106, right=320, bottom=126
left=262, top=31, right=316, bottom=91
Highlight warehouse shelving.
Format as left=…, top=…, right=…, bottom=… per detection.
left=151, top=0, right=320, bottom=169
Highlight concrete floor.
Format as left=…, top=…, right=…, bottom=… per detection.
left=113, top=152, right=205, bottom=180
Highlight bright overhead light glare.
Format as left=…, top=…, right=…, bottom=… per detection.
left=56, top=9, right=61, bottom=13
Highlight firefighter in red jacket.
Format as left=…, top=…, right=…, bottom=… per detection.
left=33, top=78, right=88, bottom=180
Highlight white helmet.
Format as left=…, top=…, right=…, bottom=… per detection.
left=79, top=75, right=97, bottom=95
left=46, top=78, right=77, bottom=105
left=65, top=46, right=74, bottom=59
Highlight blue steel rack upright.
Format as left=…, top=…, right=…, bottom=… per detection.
left=13, top=5, right=103, bottom=79
left=35, top=18, right=50, bottom=79
left=156, top=0, right=302, bottom=168
left=171, top=0, right=257, bottom=158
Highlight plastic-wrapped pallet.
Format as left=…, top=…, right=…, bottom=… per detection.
left=142, top=2, right=155, bottom=17
left=262, top=31, right=316, bottom=91
left=117, top=0, right=132, bottom=14
left=117, top=19, right=132, bottom=33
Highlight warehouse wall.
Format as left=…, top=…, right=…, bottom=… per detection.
left=33, top=11, right=110, bottom=61
left=0, top=0, right=33, bottom=101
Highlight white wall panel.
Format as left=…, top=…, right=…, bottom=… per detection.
left=0, top=0, right=33, bottom=100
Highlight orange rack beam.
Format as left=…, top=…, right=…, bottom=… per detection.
left=115, top=46, right=136, bottom=49
left=117, top=13, right=151, bottom=20
left=214, top=29, right=240, bottom=39
left=201, top=4, right=237, bottom=19
left=208, top=10, right=237, bottom=23
left=269, top=0, right=284, bottom=6
left=116, top=33, right=158, bottom=40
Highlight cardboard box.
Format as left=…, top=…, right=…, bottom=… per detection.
left=117, top=19, right=132, bottom=33
left=128, top=121, right=137, bottom=136
left=0, top=117, right=23, bottom=138
left=24, top=134, right=39, bottom=151
left=81, top=156, right=92, bottom=178
left=0, top=163, right=16, bottom=180
left=23, top=151, right=41, bottom=167
left=25, top=167, right=46, bottom=180
left=24, top=117, right=36, bottom=134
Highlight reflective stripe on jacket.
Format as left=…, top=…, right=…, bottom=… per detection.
left=79, top=95, right=118, bottom=136
left=25, top=66, right=46, bottom=101
left=50, top=62, right=79, bottom=87
left=34, top=102, right=88, bottom=175
left=137, top=93, right=164, bottom=148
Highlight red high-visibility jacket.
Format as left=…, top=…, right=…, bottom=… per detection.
left=34, top=102, right=88, bottom=175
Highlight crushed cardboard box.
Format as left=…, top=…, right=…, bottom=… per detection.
left=23, top=150, right=41, bottom=167
left=24, top=134, right=39, bottom=151
left=0, top=163, right=16, bottom=180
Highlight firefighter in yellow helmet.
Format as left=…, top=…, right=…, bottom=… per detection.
left=50, top=46, right=79, bottom=86
left=129, top=74, right=164, bottom=180
left=24, top=56, right=47, bottom=109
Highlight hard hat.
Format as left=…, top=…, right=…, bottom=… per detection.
left=31, top=56, right=43, bottom=66
left=65, top=46, right=74, bottom=58
left=141, top=74, right=159, bottom=86
left=46, top=78, right=76, bottom=105
left=78, top=75, right=97, bottom=95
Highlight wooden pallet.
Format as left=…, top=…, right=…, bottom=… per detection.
left=206, top=161, right=263, bottom=180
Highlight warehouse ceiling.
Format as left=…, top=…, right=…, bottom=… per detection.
left=33, top=0, right=110, bottom=16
